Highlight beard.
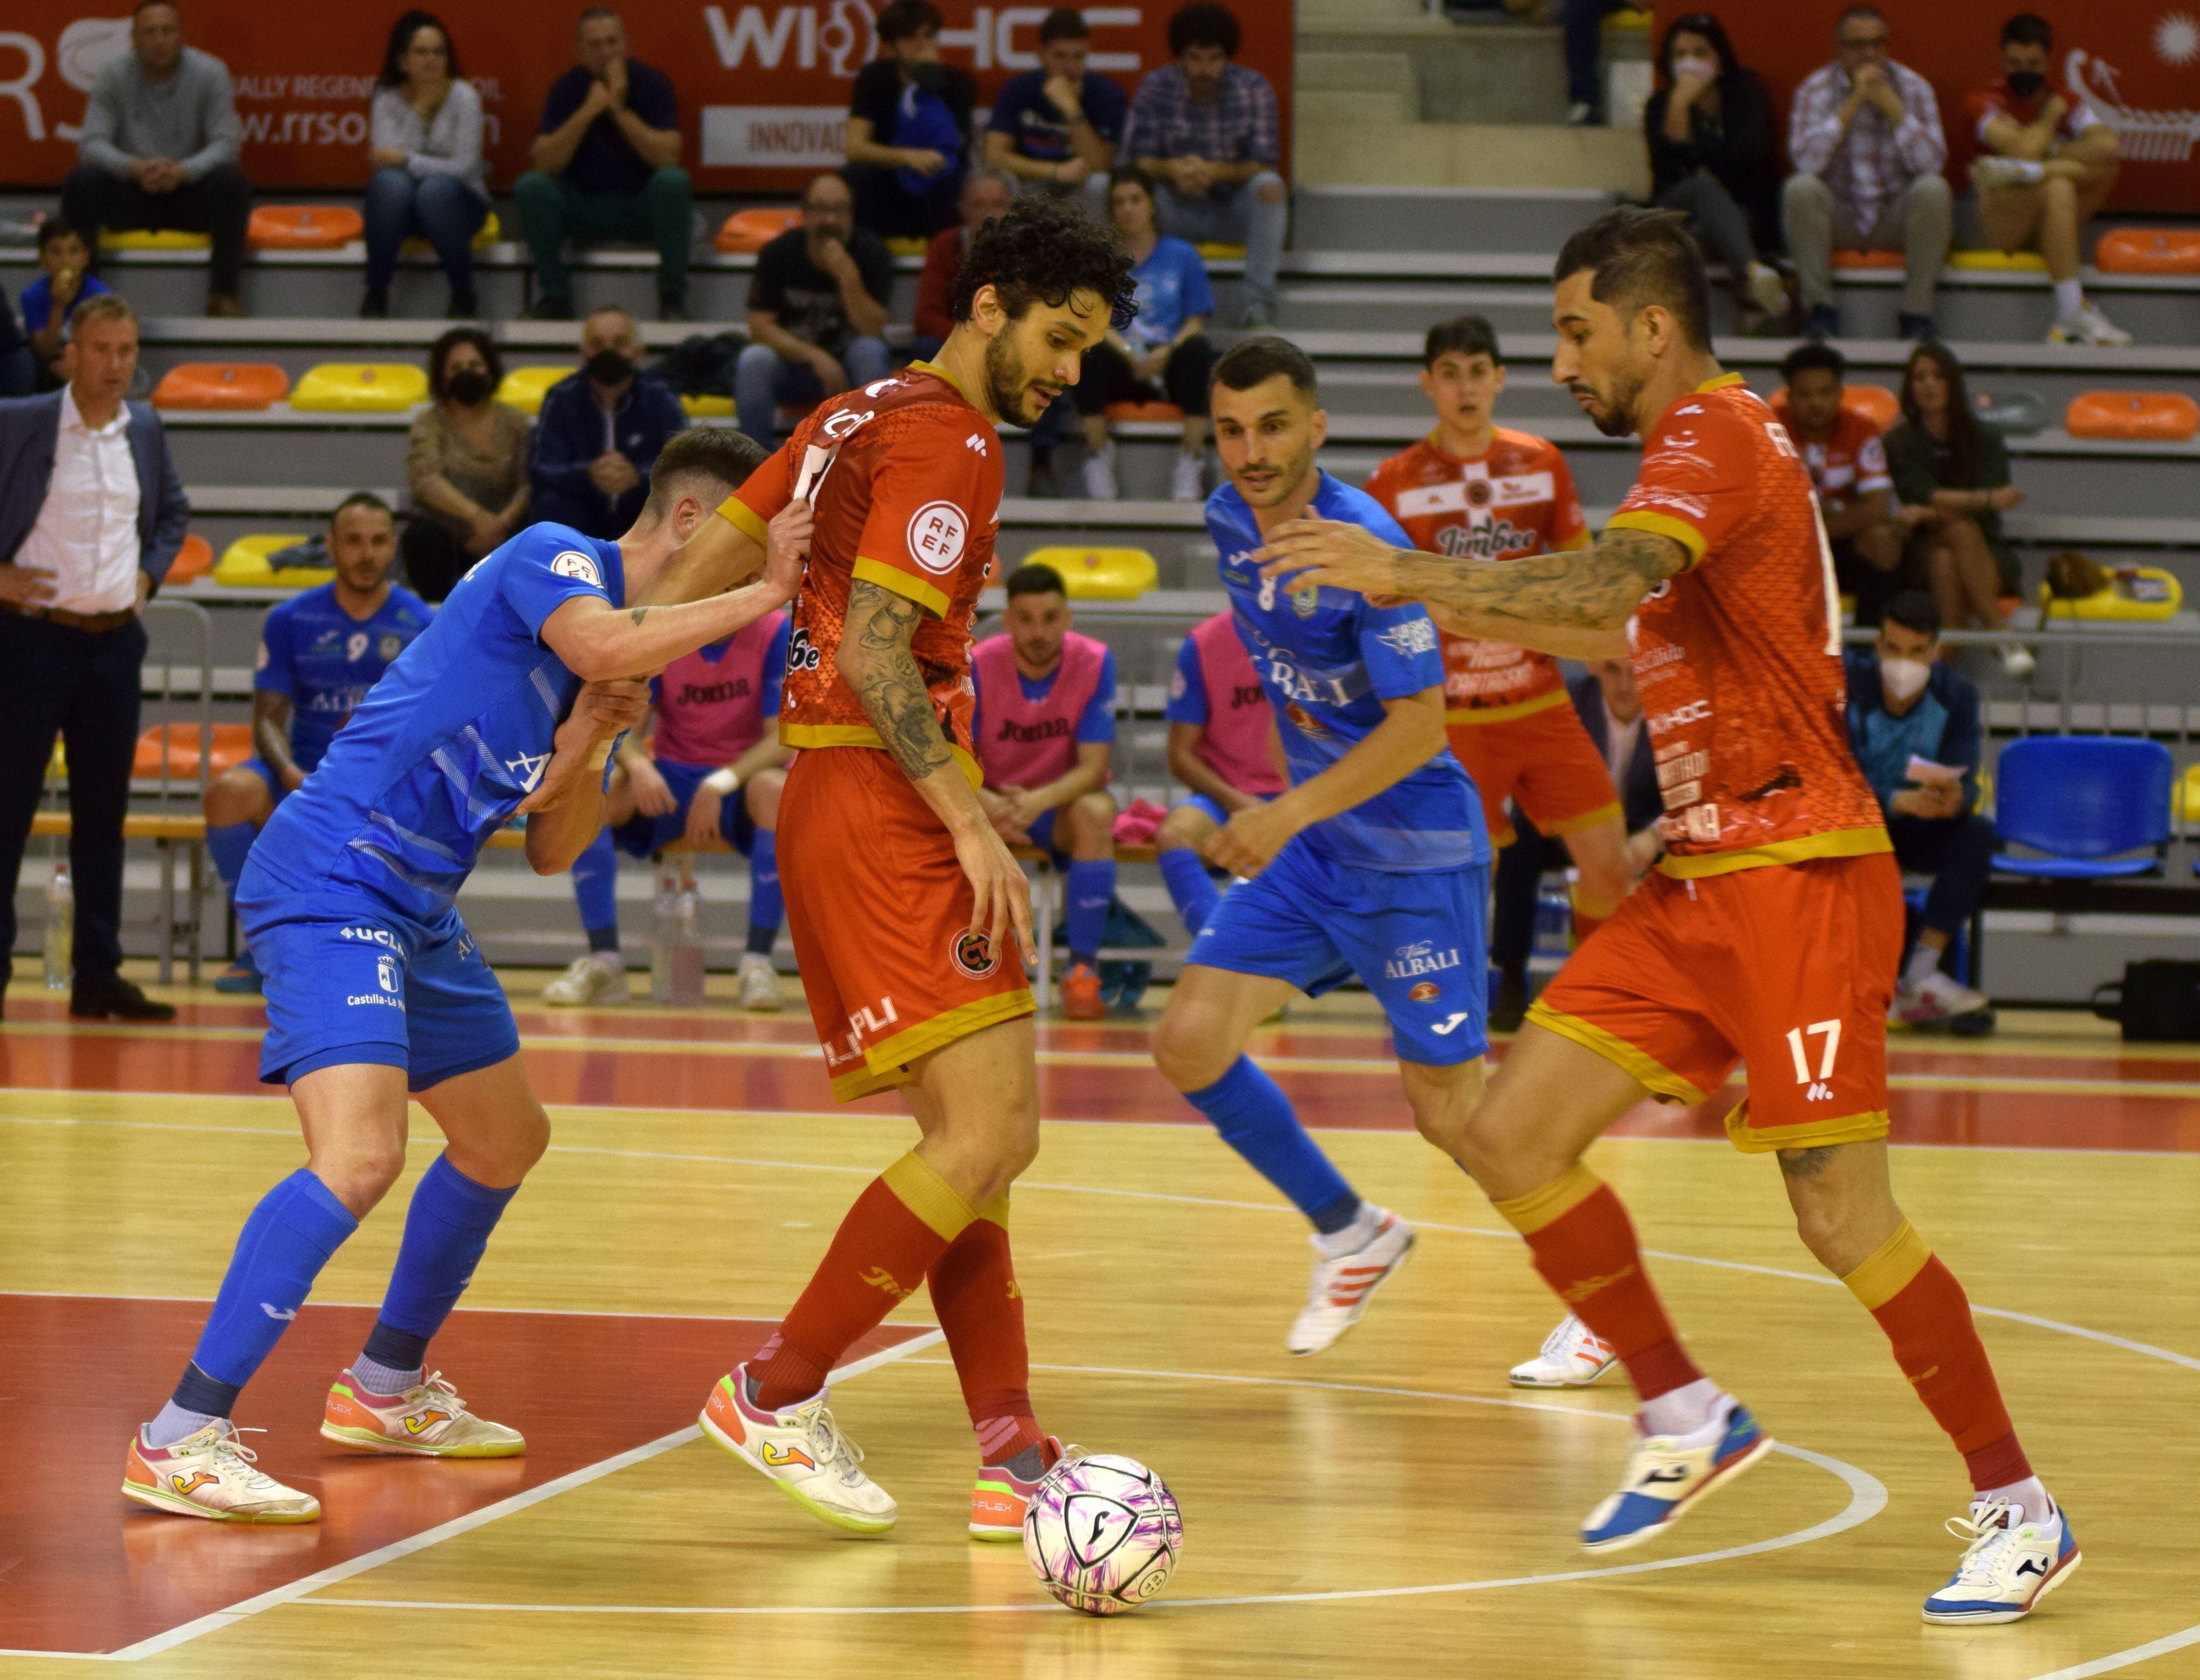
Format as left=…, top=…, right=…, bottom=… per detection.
left=1577, top=367, right=1643, bottom=438
left=984, top=331, right=1053, bottom=428
left=1233, top=440, right=1314, bottom=508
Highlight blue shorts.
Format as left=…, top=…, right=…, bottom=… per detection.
left=241, top=757, right=291, bottom=804
left=1181, top=791, right=1274, bottom=827
left=1189, top=834, right=1490, bottom=1066
left=241, top=896, right=520, bottom=1091
left=611, top=759, right=757, bottom=858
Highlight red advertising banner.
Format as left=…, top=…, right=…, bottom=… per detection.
left=0, top=2, right=1293, bottom=193
left=1656, top=0, right=2200, bottom=214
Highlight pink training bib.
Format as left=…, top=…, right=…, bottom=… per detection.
left=652, top=609, right=785, bottom=766
left=971, top=629, right=1109, bottom=787
left=1192, top=612, right=1284, bottom=796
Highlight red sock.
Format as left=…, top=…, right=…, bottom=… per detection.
left=929, top=1197, right=1041, bottom=1465
left=1492, top=1164, right=1703, bottom=1402
left=754, top=1151, right=975, bottom=1411
left=1843, top=1220, right=2030, bottom=1492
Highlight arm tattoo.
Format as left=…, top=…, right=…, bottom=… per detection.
left=1393, top=526, right=1689, bottom=632
left=627, top=606, right=650, bottom=626
left=844, top=579, right=953, bottom=783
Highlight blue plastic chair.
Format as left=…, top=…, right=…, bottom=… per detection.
left=1990, top=736, right=2172, bottom=879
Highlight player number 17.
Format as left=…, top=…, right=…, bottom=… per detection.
left=1785, top=1019, right=1841, bottom=1083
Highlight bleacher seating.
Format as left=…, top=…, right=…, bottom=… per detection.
left=2065, top=391, right=2199, bottom=442
left=290, top=362, right=428, bottom=412
left=1991, top=737, right=2174, bottom=880
left=151, top=362, right=289, bottom=410
left=248, top=205, right=364, bottom=250
left=214, top=533, right=319, bottom=587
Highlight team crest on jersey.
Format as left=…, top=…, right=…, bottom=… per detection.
left=550, top=550, right=602, bottom=587
left=950, top=929, right=999, bottom=978
left=1283, top=700, right=1329, bottom=738
left=379, top=633, right=402, bottom=660
left=1465, top=477, right=1493, bottom=509
left=908, top=502, right=970, bottom=574
left=1288, top=584, right=1319, bottom=618
left=1409, top=981, right=1441, bottom=1002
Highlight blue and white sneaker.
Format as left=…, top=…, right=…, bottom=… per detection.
left=1922, top=1496, right=2080, bottom=1624
left=1580, top=1398, right=1772, bottom=1553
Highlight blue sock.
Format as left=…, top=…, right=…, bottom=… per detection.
left=369, top=1154, right=520, bottom=1363
left=208, top=822, right=256, bottom=955
left=1159, top=847, right=1221, bottom=938
left=1184, top=1056, right=1360, bottom=1232
left=571, top=826, right=619, bottom=954
left=1066, top=858, right=1115, bottom=966
left=183, top=1168, right=359, bottom=1396
left=745, top=828, right=783, bottom=954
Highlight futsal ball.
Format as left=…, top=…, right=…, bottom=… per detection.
left=1023, top=1453, right=1183, bottom=1615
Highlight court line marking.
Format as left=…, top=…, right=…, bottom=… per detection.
left=298, top=1362, right=1888, bottom=1617
left=0, top=1331, right=942, bottom=1664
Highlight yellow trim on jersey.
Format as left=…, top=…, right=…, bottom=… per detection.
left=1555, top=528, right=1594, bottom=552
left=1722, top=1100, right=1891, bottom=1156
left=1606, top=509, right=1707, bottom=563
left=906, top=356, right=980, bottom=410
left=1656, top=825, right=1893, bottom=880
left=777, top=727, right=983, bottom=789
left=717, top=495, right=769, bottom=545
left=1523, top=1002, right=1709, bottom=1105
left=852, top=554, right=952, bottom=619
left=1490, top=1162, right=1605, bottom=1237
left=1841, top=1218, right=1932, bottom=1311
left=1538, top=798, right=1625, bottom=839
left=1443, top=688, right=1573, bottom=726
left=865, top=988, right=1037, bottom=1084
left=1695, top=372, right=1749, bottom=393
left=881, top=1148, right=977, bottom=1242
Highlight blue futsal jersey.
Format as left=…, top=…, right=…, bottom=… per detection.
left=254, top=582, right=431, bottom=773
left=1205, top=472, right=1487, bottom=872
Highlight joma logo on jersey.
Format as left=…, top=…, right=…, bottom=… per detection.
left=996, top=715, right=1070, bottom=744
left=676, top=677, right=752, bottom=707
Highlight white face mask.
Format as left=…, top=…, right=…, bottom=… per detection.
left=1880, top=656, right=1931, bottom=702
left=1672, top=52, right=1720, bottom=81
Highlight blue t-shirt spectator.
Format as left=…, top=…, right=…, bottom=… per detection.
left=20, top=271, right=113, bottom=338
left=538, top=61, right=679, bottom=196
left=985, top=70, right=1128, bottom=164
left=1124, top=236, right=1214, bottom=349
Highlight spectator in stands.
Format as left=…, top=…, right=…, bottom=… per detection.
left=203, top=494, right=429, bottom=992
left=737, top=173, right=894, bottom=446
left=20, top=220, right=113, bottom=391
left=404, top=325, right=531, bottom=600
left=528, top=306, right=687, bottom=539
left=1076, top=170, right=1218, bottom=503
left=1783, top=4, right=1950, bottom=342
left=1780, top=341, right=1903, bottom=624
left=0, top=293, right=187, bottom=1022
left=61, top=1, right=250, bottom=319
left=1644, top=14, right=1786, bottom=332
left=1883, top=340, right=2033, bottom=678
left=1155, top=607, right=1283, bottom=940
left=1969, top=13, right=2127, bottom=346
left=984, top=8, right=1126, bottom=215
left=362, top=10, right=490, bottom=321
left=1562, top=0, right=1627, bottom=127
left=1123, top=3, right=1286, bottom=328
left=0, top=291, right=28, bottom=399
left=516, top=8, right=691, bottom=323
left=1844, top=590, right=1995, bottom=1027
left=843, top=1, right=977, bottom=240
left=1488, top=657, right=1662, bottom=1031
left=971, top=563, right=1120, bottom=1020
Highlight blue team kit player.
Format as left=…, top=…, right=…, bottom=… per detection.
left=203, top=493, right=431, bottom=992
left=1149, top=338, right=1492, bottom=1359
left=123, top=430, right=813, bottom=1523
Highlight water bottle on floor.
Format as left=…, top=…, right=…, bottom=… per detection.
left=43, top=861, right=72, bottom=990
left=669, top=875, right=705, bottom=1005
left=650, top=858, right=680, bottom=1004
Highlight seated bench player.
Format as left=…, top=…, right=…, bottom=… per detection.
left=971, top=561, right=1119, bottom=1021
left=543, top=534, right=793, bottom=1012
left=204, top=493, right=429, bottom=992
left=1155, top=605, right=1285, bottom=938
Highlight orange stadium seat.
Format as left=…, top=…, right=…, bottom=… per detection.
left=166, top=533, right=213, bottom=584
left=151, top=362, right=290, bottom=410
left=2064, top=390, right=2200, bottom=442
left=2093, top=228, right=2200, bottom=274
left=1831, top=249, right=1904, bottom=269
left=715, top=208, right=801, bottom=253
left=133, top=723, right=253, bottom=781
left=1104, top=400, right=1185, bottom=423
left=248, top=204, right=365, bottom=250
left=1769, top=383, right=1898, bottom=433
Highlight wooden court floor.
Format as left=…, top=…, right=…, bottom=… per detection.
left=4, top=956, right=2199, bottom=1679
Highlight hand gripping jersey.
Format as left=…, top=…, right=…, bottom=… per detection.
left=969, top=629, right=1114, bottom=788
left=649, top=612, right=790, bottom=767
left=1364, top=428, right=1589, bottom=724
left=253, top=582, right=432, bottom=773
left=718, top=361, right=1003, bottom=786
left=244, top=524, right=623, bottom=921
left=1206, top=472, right=1485, bottom=872
left=1604, top=374, right=1889, bottom=874
left=1166, top=611, right=1285, bottom=798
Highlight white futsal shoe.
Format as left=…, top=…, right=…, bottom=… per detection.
left=122, top=1420, right=320, bottom=1523
left=1287, top=1206, right=1415, bottom=1356
left=701, top=1363, right=897, bottom=1534
left=1509, top=1313, right=1619, bottom=1387
left=737, top=952, right=784, bottom=1011
left=543, top=952, right=627, bottom=1005
left=1580, top=1397, right=1771, bottom=1552
left=1922, top=1496, right=2081, bottom=1624
left=321, top=1369, right=525, bottom=1457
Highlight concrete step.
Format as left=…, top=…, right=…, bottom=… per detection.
left=1294, top=122, right=1649, bottom=194
left=1289, top=186, right=1609, bottom=252
left=1297, top=13, right=1572, bottom=126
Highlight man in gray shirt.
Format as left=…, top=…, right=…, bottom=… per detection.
left=60, top=1, right=251, bottom=317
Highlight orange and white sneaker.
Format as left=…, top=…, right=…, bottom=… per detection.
left=122, top=1421, right=319, bottom=1523
left=1287, top=1206, right=1415, bottom=1356
left=970, top=1436, right=1070, bottom=1541
left=1510, top=1314, right=1619, bottom=1388
left=1061, top=962, right=1106, bottom=1020
left=700, top=1362, right=896, bottom=1534
left=320, top=1370, right=524, bottom=1457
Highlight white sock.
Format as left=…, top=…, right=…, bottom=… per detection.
left=2053, top=277, right=2084, bottom=318
left=146, top=1401, right=221, bottom=1449
left=1314, top=1201, right=1383, bottom=1257
left=1903, top=943, right=1943, bottom=990
left=1640, top=1377, right=1724, bottom=1439
left=2009, top=159, right=2046, bottom=184
left=1978, top=1476, right=2052, bottom=1522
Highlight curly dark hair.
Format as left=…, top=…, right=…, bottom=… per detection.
left=950, top=198, right=1137, bottom=332
left=426, top=325, right=502, bottom=402
left=378, top=10, right=462, bottom=89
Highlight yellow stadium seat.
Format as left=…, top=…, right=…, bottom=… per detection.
left=1021, top=545, right=1157, bottom=601
left=1949, top=248, right=2050, bottom=272
left=98, top=228, right=210, bottom=251
left=1195, top=242, right=1246, bottom=262
left=403, top=208, right=500, bottom=256
left=496, top=365, right=568, bottom=415
left=681, top=393, right=736, bottom=418
left=214, top=533, right=320, bottom=588
left=2039, top=565, right=2183, bottom=622
left=886, top=236, right=929, bottom=259
left=2178, top=763, right=2200, bottom=832
left=291, top=362, right=428, bottom=413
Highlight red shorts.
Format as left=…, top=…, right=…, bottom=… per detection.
left=1447, top=700, right=1621, bottom=849
left=778, top=748, right=1034, bottom=1102
left=1526, top=851, right=1903, bottom=1152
